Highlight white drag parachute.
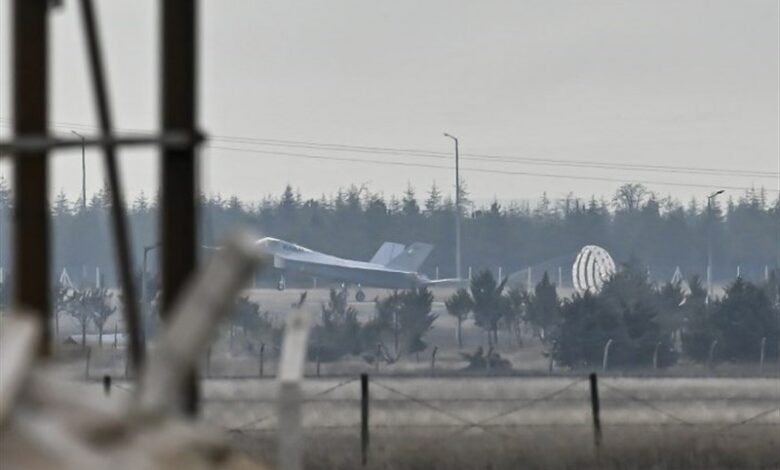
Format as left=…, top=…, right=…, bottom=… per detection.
left=572, top=245, right=616, bottom=295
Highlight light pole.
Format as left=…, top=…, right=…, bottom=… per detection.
left=443, top=133, right=461, bottom=280
left=706, top=190, right=725, bottom=299
left=70, top=130, right=87, bottom=211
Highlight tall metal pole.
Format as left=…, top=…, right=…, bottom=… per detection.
left=13, top=0, right=50, bottom=356
left=161, top=0, right=199, bottom=415
left=706, top=190, right=724, bottom=300
left=77, top=0, right=145, bottom=375
left=443, top=133, right=461, bottom=279
left=71, top=130, right=87, bottom=210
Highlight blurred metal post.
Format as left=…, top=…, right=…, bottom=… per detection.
left=12, top=0, right=50, bottom=356
left=278, top=309, right=310, bottom=470
left=78, top=0, right=145, bottom=376
left=161, top=0, right=199, bottom=415
left=589, top=373, right=602, bottom=450
left=142, top=243, right=160, bottom=326
left=558, top=266, right=563, bottom=287
left=102, top=375, right=111, bottom=396
left=360, top=373, right=369, bottom=466
left=759, top=337, right=766, bottom=373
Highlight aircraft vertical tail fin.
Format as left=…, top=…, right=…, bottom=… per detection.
left=370, top=242, right=406, bottom=265
left=385, top=242, right=434, bottom=272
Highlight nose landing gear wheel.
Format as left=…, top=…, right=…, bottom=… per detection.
left=277, top=276, right=286, bottom=291
left=355, top=290, right=366, bottom=302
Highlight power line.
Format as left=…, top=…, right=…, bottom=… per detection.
left=2, top=117, right=777, bottom=179
left=206, top=145, right=778, bottom=193
left=206, top=136, right=778, bottom=179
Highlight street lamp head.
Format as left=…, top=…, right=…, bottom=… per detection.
left=714, top=190, right=725, bottom=196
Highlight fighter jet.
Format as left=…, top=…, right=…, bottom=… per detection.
left=255, top=237, right=444, bottom=301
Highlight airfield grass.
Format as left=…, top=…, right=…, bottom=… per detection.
left=230, top=425, right=780, bottom=470
left=41, top=286, right=780, bottom=469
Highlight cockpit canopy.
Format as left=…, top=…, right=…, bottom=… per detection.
left=256, top=237, right=311, bottom=254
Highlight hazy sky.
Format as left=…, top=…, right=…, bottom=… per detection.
left=1, top=0, right=778, bottom=205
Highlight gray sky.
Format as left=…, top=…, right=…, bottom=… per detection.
left=1, top=0, right=778, bottom=205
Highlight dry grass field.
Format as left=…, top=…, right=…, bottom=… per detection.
left=40, top=286, right=780, bottom=469
left=213, top=377, right=780, bottom=469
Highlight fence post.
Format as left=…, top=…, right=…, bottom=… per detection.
left=548, top=350, right=554, bottom=375
left=708, top=339, right=718, bottom=371
left=316, top=349, right=321, bottom=377
left=259, top=342, right=265, bottom=378
left=85, top=347, right=92, bottom=380
left=102, top=375, right=112, bottom=396
left=278, top=310, right=310, bottom=470
left=589, top=373, right=602, bottom=451
left=361, top=373, right=370, bottom=466
left=652, top=341, right=661, bottom=370
left=206, top=346, right=212, bottom=378
left=602, top=339, right=613, bottom=372
left=759, top=337, right=766, bottom=373
left=430, top=346, right=438, bottom=377
left=375, top=343, right=381, bottom=373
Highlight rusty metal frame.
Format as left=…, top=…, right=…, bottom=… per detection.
left=12, top=0, right=50, bottom=357
left=160, top=0, right=200, bottom=415
left=9, top=0, right=203, bottom=411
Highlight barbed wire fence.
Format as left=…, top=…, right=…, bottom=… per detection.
left=118, top=372, right=775, bottom=466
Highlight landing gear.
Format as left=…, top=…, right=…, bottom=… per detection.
left=277, top=275, right=286, bottom=291
left=355, top=285, right=366, bottom=302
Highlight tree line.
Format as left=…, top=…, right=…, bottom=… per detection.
left=0, top=178, right=777, bottom=288
left=222, top=264, right=780, bottom=371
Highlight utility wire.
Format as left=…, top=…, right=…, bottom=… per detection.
left=1, top=117, right=776, bottom=179
left=206, top=145, right=778, bottom=193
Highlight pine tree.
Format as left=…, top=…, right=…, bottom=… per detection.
left=401, top=183, right=420, bottom=217
left=53, top=191, right=71, bottom=216
left=424, top=182, right=442, bottom=215
left=445, top=288, right=473, bottom=349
